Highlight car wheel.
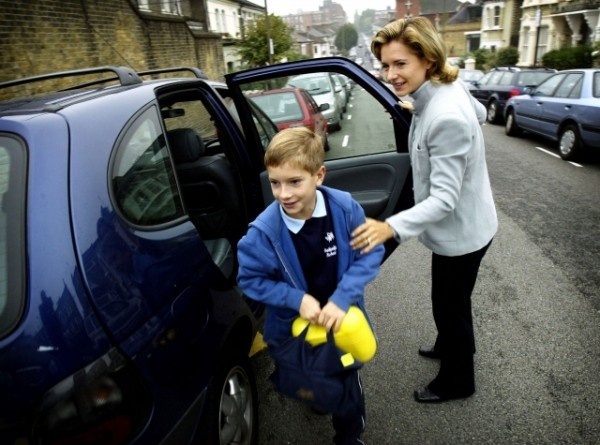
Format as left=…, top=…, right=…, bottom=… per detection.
left=558, top=124, right=582, bottom=161
left=487, top=100, right=500, bottom=124
left=505, top=109, right=521, bottom=137
left=198, top=353, right=258, bottom=445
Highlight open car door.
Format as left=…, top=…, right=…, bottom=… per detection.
left=225, top=57, right=413, bottom=259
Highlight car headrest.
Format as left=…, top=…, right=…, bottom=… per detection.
left=168, top=128, right=206, bottom=163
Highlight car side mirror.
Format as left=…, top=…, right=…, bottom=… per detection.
left=319, top=103, right=330, bottom=111
left=523, top=86, right=533, bottom=95
left=334, top=86, right=342, bottom=93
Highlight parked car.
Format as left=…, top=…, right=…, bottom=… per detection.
left=470, top=66, right=556, bottom=124
left=504, top=68, right=600, bottom=160
left=247, top=87, right=330, bottom=151
left=459, top=68, right=484, bottom=85
left=0, top=57, right=415, bottom=444
left=286, top=72, right=344, bottom=131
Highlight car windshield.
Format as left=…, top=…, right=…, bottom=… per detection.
left=288, top=76, right=331, bottom=95
left=517, top=72, right=553, bottom=86
left=0, top=134, right=26, bottom=338
left=249, top=92, right=303, bottom=123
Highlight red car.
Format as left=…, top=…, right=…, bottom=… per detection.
left=248, top=87, right=330, bottom=151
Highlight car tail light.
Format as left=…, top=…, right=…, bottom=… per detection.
left=32, top=349, right=151, bottom=445
left=509, top=88, right=521, bottom=98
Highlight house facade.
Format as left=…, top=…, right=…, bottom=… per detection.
left=206, top=0, right=265, bottom=72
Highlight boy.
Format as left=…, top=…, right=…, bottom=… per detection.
left=237, top=127, right=384, bottom=444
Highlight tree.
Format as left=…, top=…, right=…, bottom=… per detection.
left=496, top=47, right=519, bottom=66
left=237, top=14, right=293, bottom=68
left=335, top=24, right=358, bottom=54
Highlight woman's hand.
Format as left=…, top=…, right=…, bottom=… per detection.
left=351, top=218, right=395, bottom=253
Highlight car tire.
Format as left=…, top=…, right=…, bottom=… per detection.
left=198, top=352, right=258, bottom=445
left=487, top=100, right=500, bottom=124
left=505, top=109, right=522, bottom=137
left=558, top=123, right=582, bottom=161
left=323, top=134, right=331, bottom=152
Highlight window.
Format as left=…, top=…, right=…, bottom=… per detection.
left=594, top=72, right=600, bottom=98
left=0, top=135, right=26, bottom=337
left=521, top=27, right=530, bottom=61
left=536, top=26, right=549, bottom=62
left=112, top=107, right=185, bottom=226
left=535, top=74, right=564, bottom=97
left=238, top=71, right=397, bottom=160
left=554, top=73, right=583, bottom=98
left=493, top=6, right=501, bottom=27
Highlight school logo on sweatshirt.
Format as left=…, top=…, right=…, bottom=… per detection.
left=324, top=231, right=337, bottom=258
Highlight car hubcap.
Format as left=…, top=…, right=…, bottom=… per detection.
left=488, top=103, right=496, bottom=121
left=219, top=366, right=254, bottom=445
left=560, top=130, right=575, bottom=156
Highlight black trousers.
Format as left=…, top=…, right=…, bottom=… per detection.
left=429, top=240, right=492, bottom=396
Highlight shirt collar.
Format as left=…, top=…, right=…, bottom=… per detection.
left=280, top=189, right=326, bottom=234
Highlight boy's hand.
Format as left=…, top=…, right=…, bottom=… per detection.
left=299, top=294, right=321, bottom=324
left=319, top=302, right=346, bottom=333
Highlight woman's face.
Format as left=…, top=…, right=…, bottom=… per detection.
left=380, top=40, right=433, bottom=97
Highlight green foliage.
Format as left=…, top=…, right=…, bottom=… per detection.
left=542, top=45, right=593, bottom=70
left=496, top=47, right=519, bottom=66
left=471, top=48, right=492, bottom=70
left=236, top=14, right=293, bottom=68
left=335, top=24, right=358, bottom=54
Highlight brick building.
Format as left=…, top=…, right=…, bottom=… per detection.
left=0, top=0, right=225, bottom=99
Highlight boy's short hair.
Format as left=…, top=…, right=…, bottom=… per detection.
left=265, top=127, right=324, bottom=174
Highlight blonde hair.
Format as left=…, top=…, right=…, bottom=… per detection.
left=264, top=127, right=324, bottom=174
left=371, top=17, right=458, bottom=84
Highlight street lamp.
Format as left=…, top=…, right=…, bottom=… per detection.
left=264, top=0, right=273, bottom=65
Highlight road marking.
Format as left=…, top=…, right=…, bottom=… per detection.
left=347, top=114, right=352, bottom=120
left=536, top=146, right=583, bottom=167
left=342, top=135, right=349, bottom=147
left=536, top=147, right=560, bottom=158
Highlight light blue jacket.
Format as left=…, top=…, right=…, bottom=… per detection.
left=237, top=186, right=384, bottom=344
left=387, top=80, right=498, bottom=256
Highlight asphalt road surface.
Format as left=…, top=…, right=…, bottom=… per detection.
left=252, top=123, right=600, bottom=445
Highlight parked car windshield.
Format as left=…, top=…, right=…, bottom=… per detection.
left=249, top=92, right=303, bottom=123
left=0, top=134, right=26, bottom=337
left=288, top=75, right=331, bottom=95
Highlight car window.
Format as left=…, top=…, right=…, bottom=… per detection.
left=288, top=74, right=332, bottom=95
left=111, top=107, right=185, bottom=226
left=0, top=134, right=26, bottom=337
left=238, top=70, right=397, bottom=160
left=555, top=73, right=583, bottom=98
left=303, top=90, right=319, bottom=114
left=249, top=92, right=303, bottom=123
left=593, top=72, right=600, bottom=97
left=499, top=72, right=514, bottom=86
left=488, top=70, right=504, bottom=85
left=518, top=71, right=553, bottom=86
left=535, top=73, right=565, bottom=97
left=478, top=72, right=492, bottom=85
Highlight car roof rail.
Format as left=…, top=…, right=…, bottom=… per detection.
left=0, top=66, right=143, bottom=91
left=137, top=67, right=208, bottom=80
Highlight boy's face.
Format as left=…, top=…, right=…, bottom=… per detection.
left=267, top=162, right=325, bottom=220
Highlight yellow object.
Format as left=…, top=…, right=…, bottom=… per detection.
left=249, top=332, right=267, bottom=357
left=291, top=306, right=377, bottom=363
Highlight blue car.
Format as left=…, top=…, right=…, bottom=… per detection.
left=0, top=59, right=414, bottom=444
left=504, top=68, right=600, bottom=160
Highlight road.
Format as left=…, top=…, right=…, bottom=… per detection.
left=252, top=121, right=600, bottom=444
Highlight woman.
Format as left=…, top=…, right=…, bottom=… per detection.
left=351, top=17, right=498, bottom=403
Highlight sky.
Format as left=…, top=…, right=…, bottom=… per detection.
left=248, top=0, right=396, bottom=21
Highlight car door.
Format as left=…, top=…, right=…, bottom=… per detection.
left=225, top=57, right=413, bottom=259
left=521, top=73, right=566, bottom=136
left=537, top=72, right=584, bottom=138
